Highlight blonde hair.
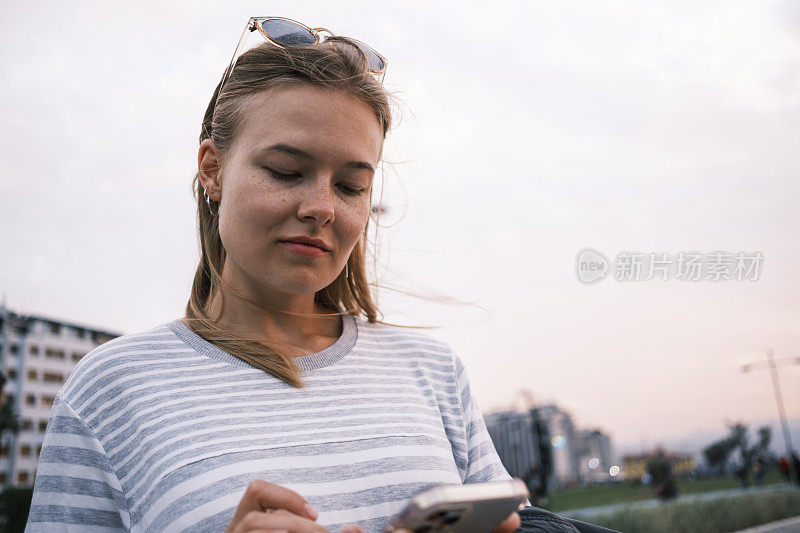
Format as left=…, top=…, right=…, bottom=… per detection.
left=185, top=39, right=392, bottom=387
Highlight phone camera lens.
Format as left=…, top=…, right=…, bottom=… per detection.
left=435, top=510, right=462, bottom=525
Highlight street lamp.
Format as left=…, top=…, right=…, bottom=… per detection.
left=740, top=348, right=800, bottom=484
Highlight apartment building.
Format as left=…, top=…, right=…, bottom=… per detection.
left=0, top=305, right=120, bottom=487
left=575, top=428, right=616, bottom=482
left=486, top=402, right=617, bottom=490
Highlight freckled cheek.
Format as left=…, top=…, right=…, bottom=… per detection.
left=338, top=208, right=371, bottom=246
left=227, top=182, right=294, bottom=231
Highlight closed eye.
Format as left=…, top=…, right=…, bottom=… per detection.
left=265, top=168, right=301, bottom=181
left=338, top=184, right=365, bottom=196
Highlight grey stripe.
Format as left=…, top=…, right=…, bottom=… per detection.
left=28, top=505, right=125, bottom=528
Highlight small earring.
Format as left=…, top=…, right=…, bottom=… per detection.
left=203, top=188, right=217, bottom=216
left=345, top=263, right=350, bottom=279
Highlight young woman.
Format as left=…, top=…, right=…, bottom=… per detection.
left=25, top=17, right=523, bottom=532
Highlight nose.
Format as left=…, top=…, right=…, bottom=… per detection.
left=296, top=178, right=335, bottom=227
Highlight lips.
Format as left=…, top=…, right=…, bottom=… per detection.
left=279, top=236, right=331, bottom=258
left=281, top=236, right=331, bottom=251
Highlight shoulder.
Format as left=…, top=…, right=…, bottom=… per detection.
left=354, top=316, right=461, bottom=369
left=58, top=320, right=191, bottom=406
left=356, top=317, right=452, bottom=350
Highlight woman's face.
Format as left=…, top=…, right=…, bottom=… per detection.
left=205, top=85, right=384, bottom=300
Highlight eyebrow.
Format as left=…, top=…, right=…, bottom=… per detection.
left=263, top=143, right=375, bottom=173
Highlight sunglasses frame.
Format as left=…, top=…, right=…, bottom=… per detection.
left=218, top=16, right=387, bottom=99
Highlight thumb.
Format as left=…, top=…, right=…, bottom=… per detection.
left=493, top=511, right=521, bottom=533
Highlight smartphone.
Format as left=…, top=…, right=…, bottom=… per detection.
left=382, top=479, right=529, bottom=533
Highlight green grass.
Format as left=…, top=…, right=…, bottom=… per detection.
left=590, top=489, right=800, bottom=533
left=548, top=471, right=785, bottom=512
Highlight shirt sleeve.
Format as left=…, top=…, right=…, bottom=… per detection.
left=25, top=396, right=130, bottom=532
left=452, top=353, right=513, bottom=484
left=453, top=355, right=534, bottom=507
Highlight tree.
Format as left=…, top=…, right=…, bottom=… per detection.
left=752, top=426, right=774, bottom=463
left=0, top=399, right=20, bottom=441
left=702, top=423, right=776, bottom=478
left=703, top=438, right=736, bottom=475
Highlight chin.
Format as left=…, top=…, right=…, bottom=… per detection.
left=267, top=272, right=336, bottom=295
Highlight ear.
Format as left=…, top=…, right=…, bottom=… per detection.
left=198, top=139, right=223, bottom=201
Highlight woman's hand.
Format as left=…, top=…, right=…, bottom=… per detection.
left=493, top=511, right=521, bottom=532
left=225, top=479, right=332, bottom=533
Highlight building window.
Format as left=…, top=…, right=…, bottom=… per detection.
left=7, top=368, right=16, bottom=379
left=38, top=420, right=47, bottom=432
left=71, top=352, right=84, bottom=362
left=20, top=445, right=31, bottom=457
left=37, top=444, right=42, bottom=456
left=48, top=323, right=61, bottom=335
left=9, top=344, right=19, bottom=355
left=22, top=420, right=32, bottom=431
left=44, top=348, right=65, bottom=359
left=17, top=471, right=29, bottom=484
left=42, top=372, right=64, bottom=384
left=73, top=328, right=86, bottom=339
left=92, top=332, right=115, bottom=345
left=0, top=446, right=8, bottom=457
left=29, top=345, right=39, bottom=356
left=0, top=473, right=6, bottom=484
left=25, top=394, right=36, bottom=406
left=27, top=369, right=37, bottom=381
left=41, top=395, right=55, bottom=407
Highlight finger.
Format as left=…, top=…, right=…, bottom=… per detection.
left=492, top=511, right=521, bottom=533
left=340, top=526, right=367, bottom=533
left=238, top=509, right=329, bottom=533
left=231, top=480, right=319, bottom=525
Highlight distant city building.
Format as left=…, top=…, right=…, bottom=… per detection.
left=575, top=428, right=615, bottom=482
left=536, top=404, right=580, bottom=486
left=485, top=410, right=542, bottom=480
left=0, top=305, right=120, bottom=487
left=623, top=450, right=697, bottom=481
left=486, top=401, right=616, bottom=490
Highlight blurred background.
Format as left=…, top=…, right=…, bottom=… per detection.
left=1, top=1, right=799, bottom=530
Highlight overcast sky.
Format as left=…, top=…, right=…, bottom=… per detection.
left=2, top=0, right=799, bottom=453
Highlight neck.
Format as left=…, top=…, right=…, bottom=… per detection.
left=204, top=264, right=342, bottom=356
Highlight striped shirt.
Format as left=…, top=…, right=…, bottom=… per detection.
left=25, top=314, right=512, bottom=532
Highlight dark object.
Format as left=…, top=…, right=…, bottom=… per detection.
left=735, top=463, right=750, bottom=488
left=516, top=506, right=620, bottom=533
left=530, top=408, right=552, bottom=504
left=753, top=459, right=765, bottom=487
left=792, top=453, right=800, bottom=486
left=647, top=449, right=678, bottom=500
left=779, top=456, right=791, bottom=482
left=0, top=398, right=20, bottom=442
left=0, top=486, right=34, bottom=533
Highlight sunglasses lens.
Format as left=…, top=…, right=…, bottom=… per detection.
left=354, top=41, right=385, bottom=72
left=334, top=40, right=385, bottom=72
left=262, top=19, right=316, bottom=46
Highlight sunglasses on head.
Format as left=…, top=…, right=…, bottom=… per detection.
left=247, top=17, right=387, bottom=75
left=204, top=16, right=387, bottom=137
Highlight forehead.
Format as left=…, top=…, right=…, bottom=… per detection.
left=231, top=85, right=384, bottom=163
